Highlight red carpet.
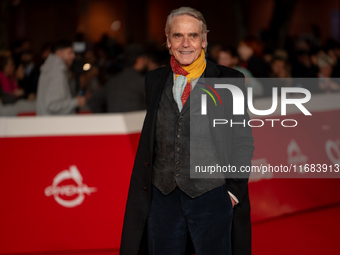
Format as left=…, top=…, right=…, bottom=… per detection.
left=252, top=204, right=340, bottom=255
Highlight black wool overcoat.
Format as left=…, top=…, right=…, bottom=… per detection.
left=119, top=59, right=255, bottom=255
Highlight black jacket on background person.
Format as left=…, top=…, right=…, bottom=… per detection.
left=119, top=60, right=255, bottom=255
left=89, top=67, right=146, bottom=113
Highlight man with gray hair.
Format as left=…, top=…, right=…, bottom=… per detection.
left=120, top=7, right=254, bottom=255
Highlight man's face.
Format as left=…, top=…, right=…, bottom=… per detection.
left=4, top=58, right=15, bottom=76
left=134, top=56, right=148, bottom=74
left=217, top=51, right=233, bottom=68
left=56, top=47, right=75, bottom=67
left=167, top=15, right=207, bottom=66
left=238, top=43, right=253, bottom=62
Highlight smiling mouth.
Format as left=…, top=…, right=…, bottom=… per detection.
left=179, top=51, right=193, bottom=54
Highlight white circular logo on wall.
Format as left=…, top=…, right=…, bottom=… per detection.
left=44, top=165, right=97, bottom=208
left=287, top=139, right=308, bottom=168
left=325, top=140, right=340, bottom=164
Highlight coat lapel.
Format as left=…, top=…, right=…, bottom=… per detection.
left=204, top=59, right=221, bottom=78
left=147, top=66, right=172, bottom=154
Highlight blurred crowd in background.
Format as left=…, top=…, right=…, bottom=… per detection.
left=0, top=31, right=339, bottom=116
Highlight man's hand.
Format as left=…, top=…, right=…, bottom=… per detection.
left=27, top=93, right=36, bottom=101
left=229, top=195, right=236, bottom=208
left=76, top=96, right=86, bottom=108
left=13, top=88, right=24, bottom=97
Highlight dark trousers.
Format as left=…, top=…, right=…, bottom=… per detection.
left=146, top=184, right=233, bottom=255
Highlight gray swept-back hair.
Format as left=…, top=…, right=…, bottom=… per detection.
left=165, top=7, right=209, bottom=54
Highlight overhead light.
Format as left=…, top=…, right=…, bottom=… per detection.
left=83, top=63, right=91, bottom=71
left=111, top=21, right=121, bottom=31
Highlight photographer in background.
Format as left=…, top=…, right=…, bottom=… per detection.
left=17, top=50, right=40, bottom=101
left=88, top=44, right=148, bottom=113
left=36, top=40, right=86, bottom=115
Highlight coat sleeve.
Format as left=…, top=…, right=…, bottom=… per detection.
left=144, top=71, right=151, bottom=107
left=45, top=73, right=78, bottom=114
left=225, top=72, right=255, bottom=203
